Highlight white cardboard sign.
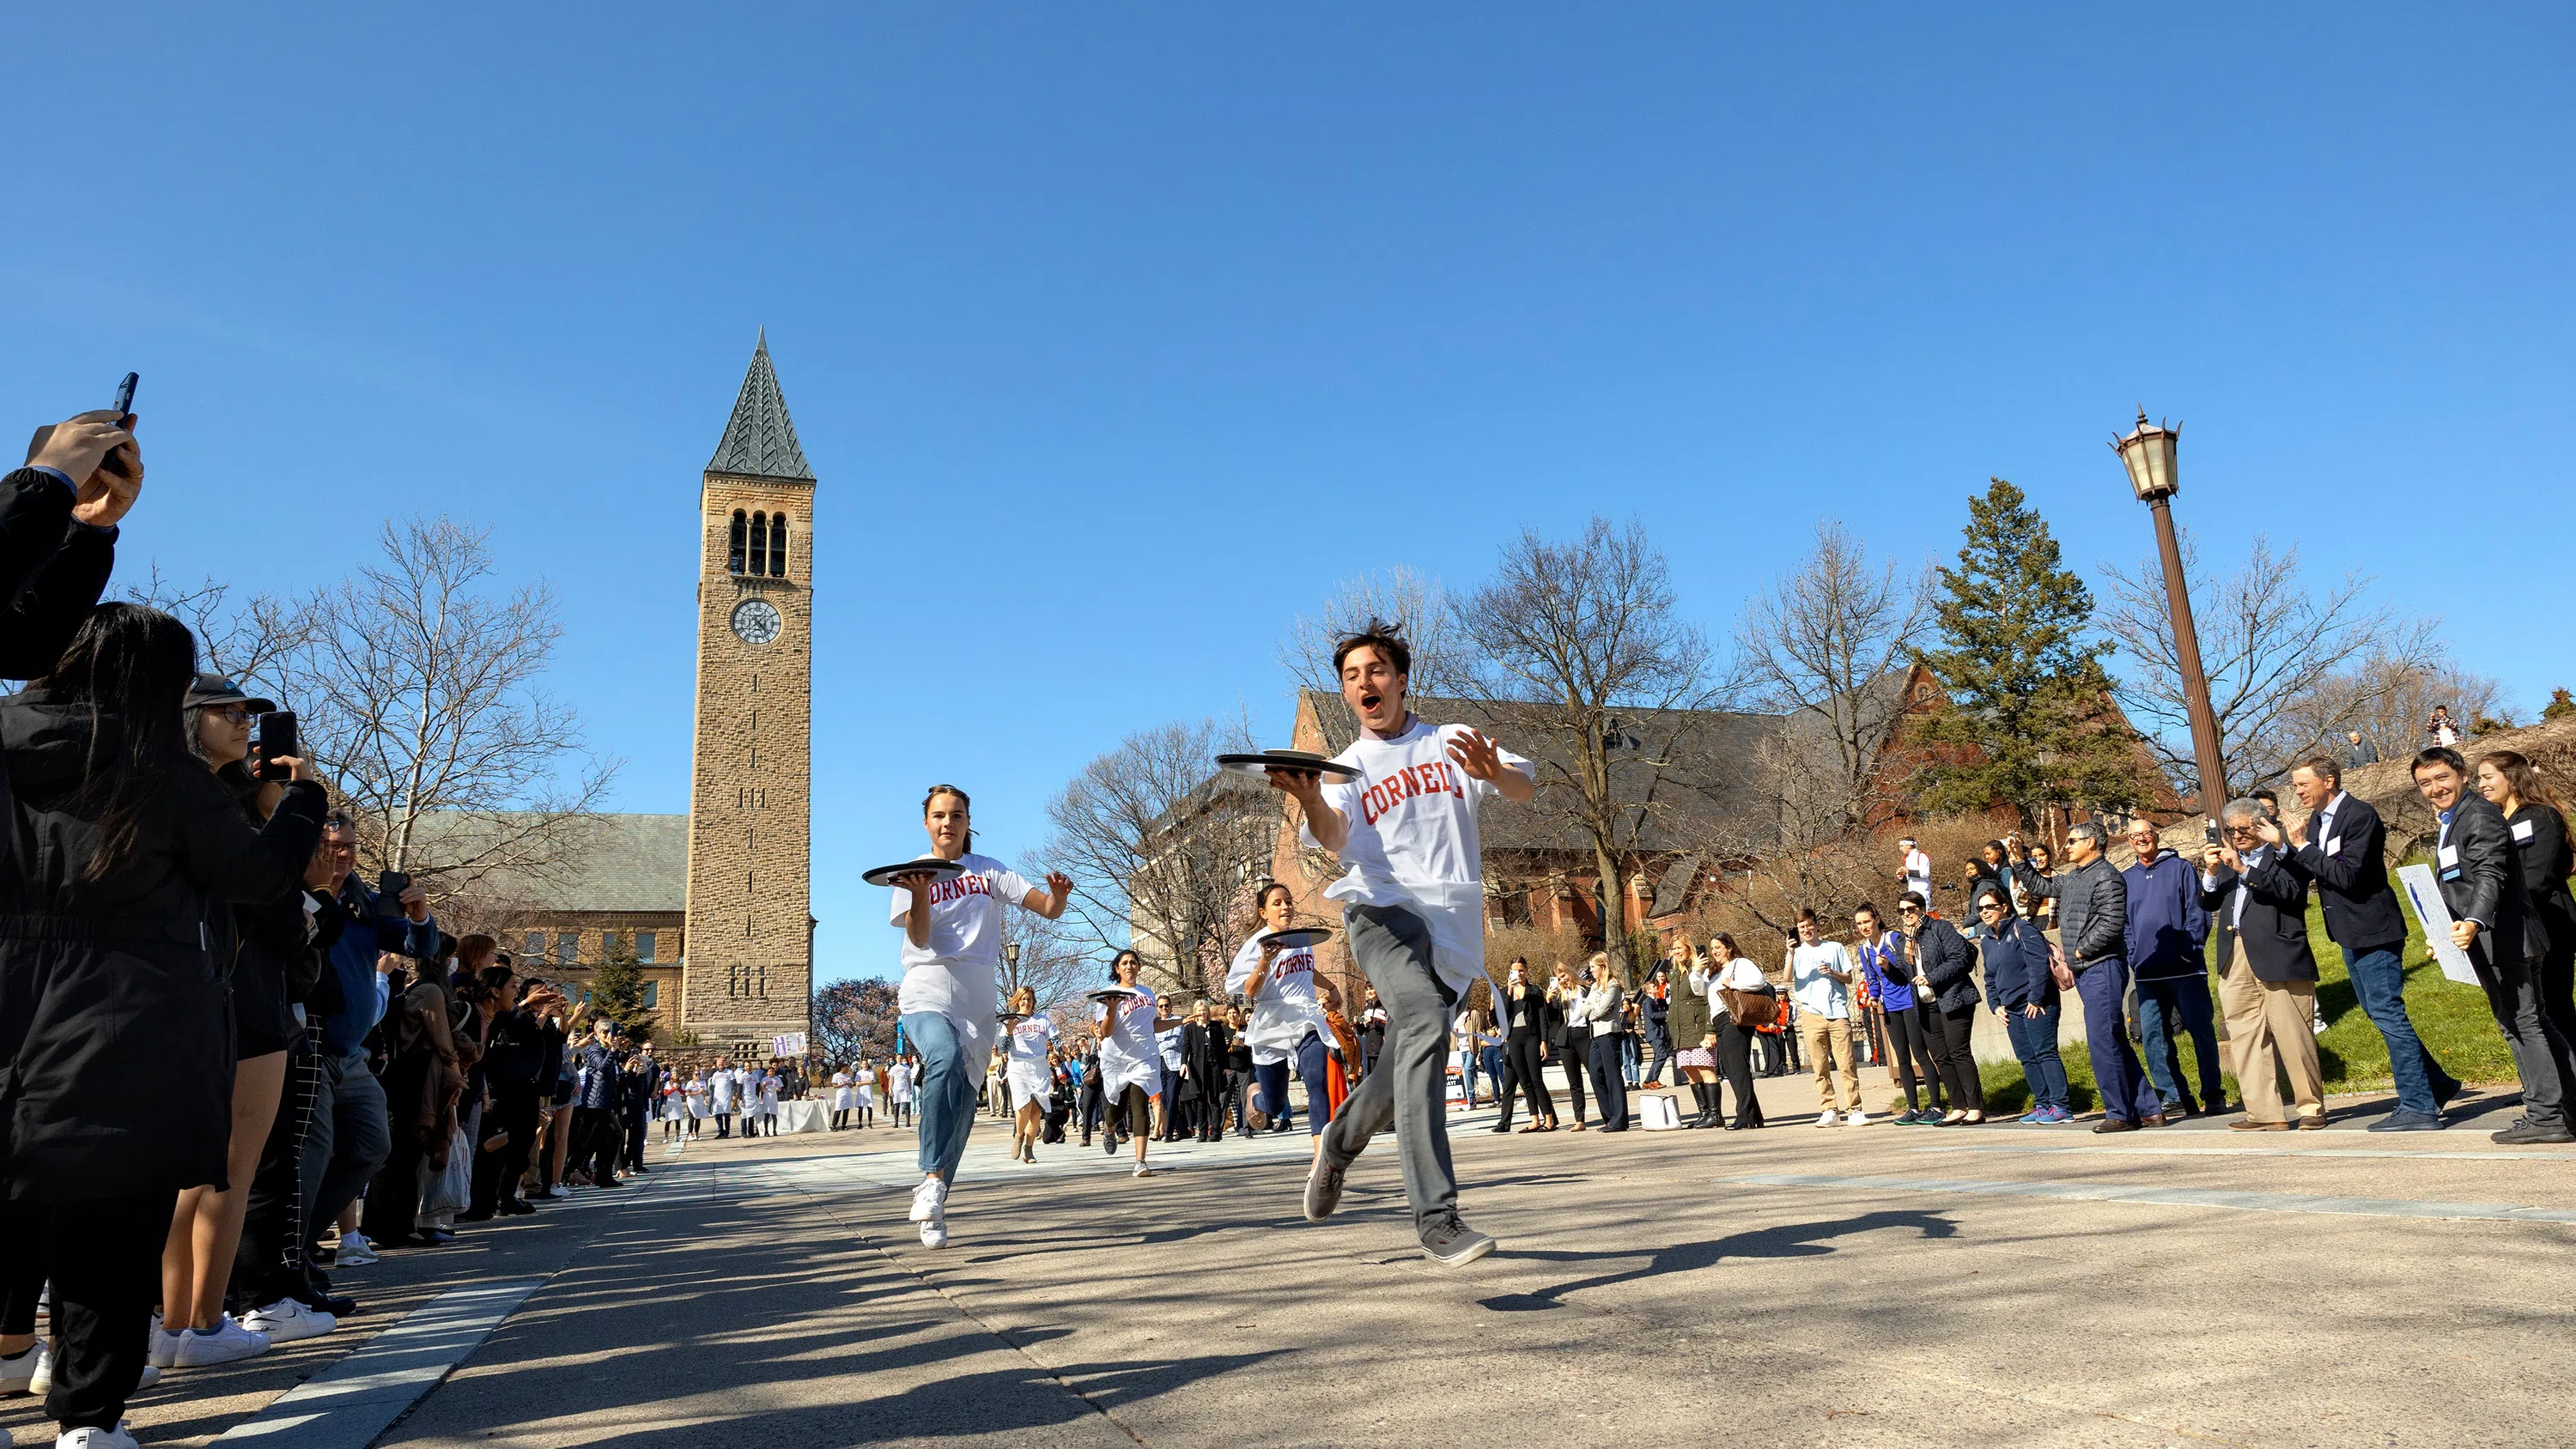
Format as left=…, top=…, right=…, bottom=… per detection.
left=2394, top=863, right=2482, bottom=986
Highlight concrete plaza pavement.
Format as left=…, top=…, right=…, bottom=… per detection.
left=11, top=1074, right=2576, bottom=1449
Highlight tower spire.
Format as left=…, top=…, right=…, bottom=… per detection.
left=707, top=330, right=814, bottom=481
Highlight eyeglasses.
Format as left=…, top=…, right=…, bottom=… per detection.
left=207, top=706, right=252, bottom=724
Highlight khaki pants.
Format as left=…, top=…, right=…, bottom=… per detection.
left=2219, top=941, right=2324, bottom=1123
left=1799, top=1016, right=1857, bottom=1113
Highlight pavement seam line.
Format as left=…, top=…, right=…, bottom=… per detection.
left=748, top=1161, right=1156, bottom=1449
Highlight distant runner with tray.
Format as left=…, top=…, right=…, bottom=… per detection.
left=880, top=785, right=1072, bottom=1249
left=1091, top=951, right=1180, bottom=1178
left=1226, top=884, right=1335, bottom=1164
left=1259, top=619, right=1534, bottom=1267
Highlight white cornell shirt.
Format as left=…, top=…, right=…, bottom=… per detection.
left=1300, top=718, right=1529, bottom=997
left=1226, top=934, right=1327, bottom=1065
left=889, top=852, right=1033, bottom=1051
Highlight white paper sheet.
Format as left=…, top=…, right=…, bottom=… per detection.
left=2395, top=863, right=2482, bottom=985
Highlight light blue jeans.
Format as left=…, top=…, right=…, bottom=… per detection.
left=901, top=1013, right=981, bottom=1185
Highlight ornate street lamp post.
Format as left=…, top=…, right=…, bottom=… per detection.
left=2111, top=409, right=2230, bottom=811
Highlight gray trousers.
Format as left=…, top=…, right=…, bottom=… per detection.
left=1321, top=903, right=1460, bottom=1234
left=2474, top=946, right=2573, bottom=1129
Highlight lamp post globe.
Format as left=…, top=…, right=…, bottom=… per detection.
left=2111, top=408, right=2228, bottom=809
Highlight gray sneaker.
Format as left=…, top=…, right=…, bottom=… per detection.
left=1303, top=1155, right=1348, bottom=1222
left=1420, top=1216, right=1497, bottom=1267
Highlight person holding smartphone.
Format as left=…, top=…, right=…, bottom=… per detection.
left=3, top=403, right=143, bottom=683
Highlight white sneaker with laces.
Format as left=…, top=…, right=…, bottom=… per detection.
left=55, top=1419, right=140, bottom=1449
left=335, top=1232, right=379, bottom=1267
left=1132, top=1162, right=1154, bottom=1178
left=145, top=1322, right=181, bottom=1370
left=242, top=1297, right=337, bottom=1343
left=919, top=1219, right=949, bottom=1248
left=1844, top=1110, right=1870, bottom=1125
left=171, top=1314, right=270, bottom=1368
left=0, top=1341, right=44, bottom=1394
left=908, top=1179, right=948, bottom=1223
left=1814, top=1110, right=1838, bottom=1127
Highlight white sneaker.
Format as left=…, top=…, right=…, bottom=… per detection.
left=545, top=1185, right=572, bottom=1199
left=1844, top=1110, right=1870, bottom=1125
left=907, top=1179, right=948, bottom=1223
left=0, top=1341, right=44, bottom=1394
left=145, top=1323, right=182, bottom=1369
left=1132, top=1163, right=1154, bottom=1178
left=241, top=1297, right=336, bottom=1343
left=335, top=1232, right=379, bottom=1267
left=55, top=1420, right=139, bottom=1449
left=27, top=1355, right=145, bottom=1400
left=1815, top=1110, right=1838, bottom=1127
left=171, top=1315, right=270, bottom=1367
left=918, top=1219, right=949, bottom=1249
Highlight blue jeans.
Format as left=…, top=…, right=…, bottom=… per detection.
left=2341, top=943, right=2458, bottom=1115
left=1252, top=1029, right=1330, bottom=1136
left=900, top=1013, right=981, bottom=1185
left=301, top=1049, right=390, bottom=1242
left=1621, top=1034, right=1642, bottom=1087
left=2004, top=1003, right=2070, bottom=1111
left=1480, top=1044, right=1504, bottom=1100
left=2135, top=974, right=2224, bottom=1111
left=2075, top=959, right=2165, bottom=1122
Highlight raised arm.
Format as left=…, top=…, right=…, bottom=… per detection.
left=1020, top=870, right=1073, bottom=921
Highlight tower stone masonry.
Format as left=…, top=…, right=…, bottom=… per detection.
left=682, top=332, right=817, bottom=1058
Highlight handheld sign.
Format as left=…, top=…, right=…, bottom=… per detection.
left=863, top=858, right=968, bottom=888
left=1216, top=749, right=1362, bottom=782
left=2395, top=864, right=2482, bottom=985
left=1258, top=926, right=1334, bottom=950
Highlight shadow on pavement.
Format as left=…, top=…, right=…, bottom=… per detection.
left=1476, top=1208, right=1959, bottom=1312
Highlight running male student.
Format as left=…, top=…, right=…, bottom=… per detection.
left=1265, top=619, right=1534, bottom=1266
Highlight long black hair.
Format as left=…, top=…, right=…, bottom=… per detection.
left=39, top=603, right=200, bottom=882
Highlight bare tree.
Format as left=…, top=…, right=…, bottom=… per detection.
left=283, top=516, right=619, bottom=892
left=2281, top=646, right=2506, bottom=764
left=2102, top=531, right=2436, bottom=792
left=1040, top=716, right=1274, bottom=1002
left=1455, top=517, right=1720, bottom=976
left=1733, top=518, right=1933, bottom=833
left=1280, top=564, right=1470, bottom=699
left=994, top=887, right=1103, bottom=1015
left=125, top=564, right=315, bottom=705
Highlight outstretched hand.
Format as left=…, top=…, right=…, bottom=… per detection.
left=1446, top=728, right=1508, bottom=783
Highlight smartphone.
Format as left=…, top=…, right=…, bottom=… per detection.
left=254, top=710, right=298, bottom=781
left=378, top=870, right=412, bottom=906
left=2202, top=820, right=2222, bottom=847
left=112, top=373, right=137, bottom=426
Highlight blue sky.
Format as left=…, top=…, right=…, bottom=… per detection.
left=8, top=5, right=2571, bottom=985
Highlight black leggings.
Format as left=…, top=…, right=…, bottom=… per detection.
left=1930, top=1003, right=1984, bottom=1111
left=1881, top=1003, right=1947, bottom=1111
left=1557, top=1034, right=1589, bottom=1122
left=1503, top=1031, right=1552, bottom=1125
left=1717, top=1019, right=1766, bottom=1127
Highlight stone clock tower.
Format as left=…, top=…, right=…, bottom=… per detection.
left=681, top=332, right=817, bottom=1058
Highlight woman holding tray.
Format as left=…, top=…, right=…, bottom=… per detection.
left=884, top=785, right=1072, bottom=1249
left=1003, top=987, right=1058, bottom=1163
left=1093, top=949, right=1180, bottom=1177
left=1227, top=882, right=1337, bottom=1165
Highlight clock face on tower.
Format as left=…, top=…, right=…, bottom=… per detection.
left=730, top=597, right=782, bottom=645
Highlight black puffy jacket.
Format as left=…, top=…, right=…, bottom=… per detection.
left=0, top=687, right=326, bottom=1202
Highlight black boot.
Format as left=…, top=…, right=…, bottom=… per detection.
left=1680, top=1082, right=1710, bottom=1128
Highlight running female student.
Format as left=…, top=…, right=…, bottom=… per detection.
left=1227, top=882, right=1335, bottom=1164
left=1003, top=987, right=1057, bottom=1163
left=888, top=785, right=1072, bottom=1248
left=1094, top=949, right=1179, bottom=1177
left=1265, top=619, right=1534, bottom=1267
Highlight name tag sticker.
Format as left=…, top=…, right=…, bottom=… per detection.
left=2513, top=820, right=2537, bottom=842
left=2322, top=835, right=2341, bottom=857
left=2438, top=846, right=2460, bottom=868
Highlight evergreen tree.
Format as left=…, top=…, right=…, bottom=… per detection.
left=1912, top=478, right=2152, bottom=830
left=587, top=937, right=659, bottom=1044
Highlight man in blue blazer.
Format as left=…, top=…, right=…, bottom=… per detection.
left=2275, top=755, right=2458, bottom=1130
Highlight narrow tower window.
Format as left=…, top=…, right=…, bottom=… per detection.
left=749, top=512, right=769, bottom=576
left=771, top=513, right=790, bottom=576
left=727, top=511, right=746, bottom=573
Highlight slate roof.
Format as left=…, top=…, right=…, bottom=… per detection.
left=406, top=812, right=690, bottom=913
left=707, top=330, right=815, bottom=482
